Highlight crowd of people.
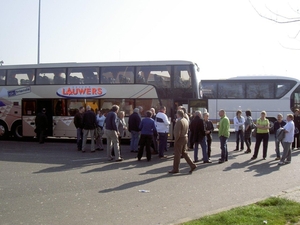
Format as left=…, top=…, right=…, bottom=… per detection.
left=35, top=104, right=300, bottom=172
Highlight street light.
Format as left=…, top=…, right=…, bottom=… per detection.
left=0, top=60, right=3, bottom=66
left=37, top=0, right=41, bottom=64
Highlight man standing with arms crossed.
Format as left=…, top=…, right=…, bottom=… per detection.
left=155, top=106, right=170, bottom=158
left=218, top=109, right=230, bottom=164
left=169, top=110, right=196, bottom=174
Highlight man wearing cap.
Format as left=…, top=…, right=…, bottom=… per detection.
left=35, top=108, right=48, bottom=144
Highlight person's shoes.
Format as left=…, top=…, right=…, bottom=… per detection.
left=130, top=150, right=135, bottom=153
left=115, top=158, right=123, bottom=162
left=95, top=148, right=100, bottom=150
left=169, top=170, right=179, bottom=174
left=137, top=158, right=141, bottom=161
left=239, top=148, right=244, bottom=151
left=108, top=157, right=114, bottom=161
left=285, top=161, right=291, bottom=164
left=275, top=157, right=280, bottom=160
left=203, top=160, right=212, bottom=163
left=233, top=149, right=239, bottom=151
left=251, top=157, right=257, bottom=160
left=262, top=157, right=266, bottom=160
left=193, top=160, right=199, bottom=163
left=189, top=165, right=197, bottom=173
left=278, top=161, right=285, bottom=165
left=159, top=155, right=167, bottom=159
left=218, top=160, right=224, bottom=164
left=244, top=149, right=251, bottom=154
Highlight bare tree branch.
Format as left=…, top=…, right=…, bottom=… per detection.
left=279, top=41, right=300, bottom=50
left=266, top=5, right=300, bottom=21
left=249, top=0, right=300, bottom=23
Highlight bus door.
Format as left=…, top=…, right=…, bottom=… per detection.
left=36, top=99, right=53, bottom=137
left=22, top=99, right=37, bottom=137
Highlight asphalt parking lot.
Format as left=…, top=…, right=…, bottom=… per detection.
left=1, top=134, right=300, bottom=225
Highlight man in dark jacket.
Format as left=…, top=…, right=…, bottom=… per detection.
left=128, top=108, right=141, bottom=153
left=74, top=106, right=85, bottom=151
left=82, top=105, right=96, bottom=152
left=190, top=111, right=210, bottom=163
left=35, top=108, right=48, bottom=144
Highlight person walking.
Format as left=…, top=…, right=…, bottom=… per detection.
left=105, top=105, right=122, bottom=161
left=95, top=110, right=106, bottom=151
left=112, top=111, right=127, bottom=156
left=251, top=111, right=270, bottom=160
left=278, top=114, right=295, bottom=165
left=35, top=108, right=48, bottom=144
left=74, top=106, right=85, bottom=151
left=244, top=110, right=254, bottom=154
left=168, top=110, right=196, bottom=174
left=189, top=111, right=210, bottom=163
left=233, top=110, right=245, bottom=151
left=82, top=105, right=96, bottom=152
left=218, top=109, right=230, bottom=163
left=128, top=108, right=141, bottom=153
left=273, top=113, right=286, bottom=160
left=203, top=112, right=214, bottom=160
left=155, top=106, right=170, bottom=158
left=149, top=108, right=158, bottom=154
left=137, top=111, right=157, bottom=161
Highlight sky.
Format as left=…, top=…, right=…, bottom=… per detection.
left=1, top=0, right=300, bottom=80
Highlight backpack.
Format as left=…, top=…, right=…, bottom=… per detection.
left=276, top=127, right=285, bottom=142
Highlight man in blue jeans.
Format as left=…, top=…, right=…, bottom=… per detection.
left=155, top=106, right=170, bottom=158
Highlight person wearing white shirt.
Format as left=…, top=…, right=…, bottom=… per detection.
left=155, top=106, right=170, bottom=158
left=233, top=110, right=245, bottom=151
left=278, top=114, right=295, bottom=165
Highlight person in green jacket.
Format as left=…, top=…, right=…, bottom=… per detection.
left=218, top=109, right=230, bottom=163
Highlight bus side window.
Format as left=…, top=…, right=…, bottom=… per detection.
left=7, top=74, right=19, bottom=85
left=53, top=73, right=66, bottom=84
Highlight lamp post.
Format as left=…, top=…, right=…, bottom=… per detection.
left=0, top=60, right=3, bottom=66
left=37, top=0, right=41, bottom=64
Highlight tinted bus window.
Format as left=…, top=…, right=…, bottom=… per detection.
left=68, top=67, right=99, bottom=84
left=202, top=82, right=217, bottom=98
left=174, top=65, right=191, bottom=88
left=218, top=82, right=245, bottom=98
left=0, top=70, right=5, bottom=85
left=7, top=69, right=35, bottom=85
left=101, top=67, right=134, bottom=84
left=37, top=68, right=66, bottom=85
left=246, top=82, right=275, bottom=99
left=136, top=66, right=171, bottom=88
left=276, top=81, right=296, bottom=98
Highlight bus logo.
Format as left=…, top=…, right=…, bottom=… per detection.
left=56, top=86, right=107, bottom=98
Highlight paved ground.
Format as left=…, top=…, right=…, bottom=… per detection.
left=1, top=134, right=300, bottom=225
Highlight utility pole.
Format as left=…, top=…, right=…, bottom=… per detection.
left=37, top=0, right=41, bottom=64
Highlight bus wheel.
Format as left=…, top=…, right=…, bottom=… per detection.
left=12, top=121, right=23, bottom=139
left=0, top=121, right=9, bottom=139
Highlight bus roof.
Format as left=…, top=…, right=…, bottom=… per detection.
left=203, top=75, right=300, bottom=82
left=0, top=60, right=197, bottom=69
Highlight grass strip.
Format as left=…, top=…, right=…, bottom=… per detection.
left=182, top=197, right=300, bottom=225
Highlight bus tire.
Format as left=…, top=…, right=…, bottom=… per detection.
left=0, top=121, right=9, bottom=140
left=11, top=121, right=23, bottom=139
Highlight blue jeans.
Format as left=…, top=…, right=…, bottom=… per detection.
left=235, top=130, right=244, bottom=150
left=219, top=136, right=228, bottom=161
left=158, top=132, right=168, bottom=157
left=194, top=137, right=208, bottom=161
left=275, top=138, right=282, bottom=158
left=130, top=131, right=140, bottom=151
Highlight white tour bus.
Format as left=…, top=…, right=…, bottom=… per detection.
left=201, top=76, right=300, bottom=130
left=0, top=60, right=204, bottom=140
